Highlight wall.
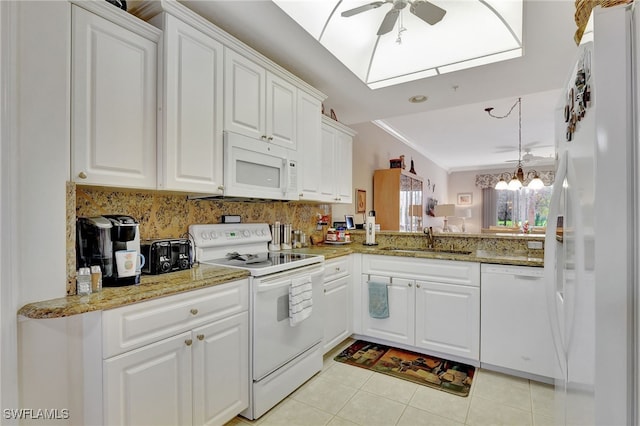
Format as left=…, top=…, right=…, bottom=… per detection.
left=332, top=121, right=449, bottom=230
left=448, top=165, right=555, bottom=233
left=72, top=185, right=330, bottom=294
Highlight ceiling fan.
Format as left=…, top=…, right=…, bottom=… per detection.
left=505, top=148, right=551, bottom=164
left=341, top=0, right=447, bottom=36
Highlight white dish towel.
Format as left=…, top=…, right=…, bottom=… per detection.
left=289, top=277, right=313, bottom=326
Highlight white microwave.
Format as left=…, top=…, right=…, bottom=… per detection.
left=222, top=131, right=298, bottom=201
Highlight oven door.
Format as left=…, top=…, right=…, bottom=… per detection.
left=252, top=264, right=324, bottom=380
left=224, top=131, right=298, bottom=200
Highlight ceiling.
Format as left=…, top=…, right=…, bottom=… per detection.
left=178, top=0, right=579, bottom=172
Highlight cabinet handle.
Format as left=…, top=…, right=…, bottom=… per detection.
left=416, top=283, right=421, bottom=288
left=190, top=308, right=198, bottom=315
left=185, top=339, right=193, bottom=346
left=197, top=334, right=205, bottom=341
left=261, top=135, right=268, bottom=140
left=299, top=193, right=304, bottom=197
left=217, top=185, right=224, bottom=191
left=323, top=289, right=327, bottom=294
left=335, top=267, right=341, bottom=271
left=268, top=136, right=273, bottom=141
left=78, top=171, right=87, bottom=179
left=408, top=283, right=412, bottom=287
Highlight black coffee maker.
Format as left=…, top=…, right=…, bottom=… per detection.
left=76, top=215, right=141, bottom=286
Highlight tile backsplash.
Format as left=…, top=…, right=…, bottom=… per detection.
left=68, top=183, right=331, bottom=294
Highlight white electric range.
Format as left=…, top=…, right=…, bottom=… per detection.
left=189, top=223, right=325, bottom=420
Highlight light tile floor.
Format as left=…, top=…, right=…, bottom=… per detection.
left=226, top=340, right=558, bottom=426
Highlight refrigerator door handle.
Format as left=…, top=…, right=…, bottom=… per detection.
left=545, top=150, right=568, bottom=377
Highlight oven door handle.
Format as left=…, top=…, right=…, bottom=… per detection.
left=255, top=277, right=297, bottom=292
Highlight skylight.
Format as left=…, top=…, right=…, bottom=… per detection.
left=272, top=0, right=523, bottom=89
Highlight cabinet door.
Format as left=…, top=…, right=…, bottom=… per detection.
left=104, top=331, right=193, bottom=426
left=335, top=130, right=353, bottom=203
left=192, top=312, right=249, bottom=426
left=266, top=72, right=297, bottom=149
left=160, top=14, right=224, bottom=193
left=319, top=125, right=337, bottom=201
left=414, top=280, right=480, bottom=361
left=297, top=91, right=322, bottom=200
left=481, top=267, right=555, bottom=377
left=71, top=6, right=157, bottom=188
left=224, top=49, right=265, bottom=140
left=361, top=275, right=414, bottom=346
left=323, top=275, right=352, bottom=354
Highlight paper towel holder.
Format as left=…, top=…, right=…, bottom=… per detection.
left=363, top=210, right=379, bottom=246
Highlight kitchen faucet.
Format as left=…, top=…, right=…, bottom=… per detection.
left=425, top=226, right=434, bottom=249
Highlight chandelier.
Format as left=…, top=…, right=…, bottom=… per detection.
left=485, top=97, right=545, bottom=190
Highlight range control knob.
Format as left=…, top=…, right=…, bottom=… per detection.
left=243, top=230, right=251, bottom=237
left=209, top=231, right=217, bottom=239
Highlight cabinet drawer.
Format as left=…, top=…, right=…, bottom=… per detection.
left=324, top=257, right=351, bottom=282
left=103, top=279, right=249, bottom=358
left=362, top=255, right=480, bottom=287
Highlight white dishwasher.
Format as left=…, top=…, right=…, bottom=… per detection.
left=480, top=264, right=557, bottom=380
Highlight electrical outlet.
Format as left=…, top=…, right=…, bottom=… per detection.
left=527, top=241, right=543, bottom=249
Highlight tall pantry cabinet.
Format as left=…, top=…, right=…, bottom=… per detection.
left=373, top=168, right=424, bottom=232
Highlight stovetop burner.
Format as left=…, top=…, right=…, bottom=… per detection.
left=189, top=223, right=323, bottom=276
left=210, top=251, right=319, bottom=269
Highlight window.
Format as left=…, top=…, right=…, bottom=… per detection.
left=494, top=186, right=552, bottom=228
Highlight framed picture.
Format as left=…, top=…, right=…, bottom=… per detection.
left=427, top=197, right=438, bottom=217
left=356, top=189, right=366, bottom=213
left=457, top=193, right=473, bottom=206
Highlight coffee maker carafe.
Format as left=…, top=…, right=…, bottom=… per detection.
left=77, top=215, right=142, bottom=286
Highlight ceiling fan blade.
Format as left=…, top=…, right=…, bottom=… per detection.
left=377, top=9, right=399, bottom=35
left=341, top=1, right=386, bottom=17
left=410, top=0, right=446, bottom=25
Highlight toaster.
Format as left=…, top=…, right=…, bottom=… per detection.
left=140, top=238, right=192, bottom=275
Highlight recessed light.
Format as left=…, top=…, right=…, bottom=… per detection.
left=409, top=95, right=428, bottom=103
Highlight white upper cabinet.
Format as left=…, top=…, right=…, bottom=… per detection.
left=317, top=117, right=355, bottom=203
left=224, top=49, right=297, bottom=150
left=297, top=91, right=323, bottom=199
left=151, top=13, right=224, bottom=194
left=71, top=4, right=159, bottom=189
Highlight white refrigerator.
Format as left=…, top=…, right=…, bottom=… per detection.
left=544, top=3, right=638, bottom=425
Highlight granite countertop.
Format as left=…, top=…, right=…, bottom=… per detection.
left=19, top=243, right=542, bottom=320
left=296, top=244, right=544, bottom=267
left=18, top=264, right=249, bottom=319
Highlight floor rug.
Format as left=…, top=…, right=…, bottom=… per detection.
left=334, top=340, right=475, bottom=397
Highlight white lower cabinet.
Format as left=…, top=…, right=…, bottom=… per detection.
left=480, top=264, right=555, bottom=379
left=414, top=280, right=480, bottom=359
left=19, top=279, right=250, bottom=426
left=103, top=310, right=248, bottom=426
left=103, top=280, right=250, bottom=426
left=322, top=256, right=352, bottom=353
left=104, top=331, right=194, bottom=426
left=360, top=255, right=480, bottom=362
left=361, top=275, right=414, bottom=345
left=192, top=313, right=249, bottom=425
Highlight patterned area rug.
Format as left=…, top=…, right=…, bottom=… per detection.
left=334, top=340, right=475, bottom=397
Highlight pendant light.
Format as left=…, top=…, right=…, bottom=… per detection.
left=527, top=171, right=545, bottom=189
left=486, top=97, right=544, bottom=190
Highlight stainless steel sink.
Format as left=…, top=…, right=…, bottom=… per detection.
left=380, top=247, right=473, bottom=255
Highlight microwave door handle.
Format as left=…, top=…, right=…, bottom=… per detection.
left=282, top=159, right=288, bottom=195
